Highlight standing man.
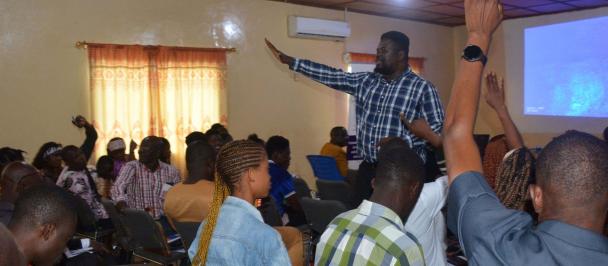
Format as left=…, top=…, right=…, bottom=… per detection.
left=266, top=32, right=444, bottom=204
left=111, top=136, right=180, bottom=219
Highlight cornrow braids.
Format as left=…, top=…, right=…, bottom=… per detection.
left=494, top=148, right=536, bottom=211
left=192, top=140, right=266, bottom=266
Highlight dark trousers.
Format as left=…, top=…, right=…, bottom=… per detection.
left=353, top=161, right=377, bottom=206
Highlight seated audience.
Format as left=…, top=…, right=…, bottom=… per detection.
left=0, top=147, right=26, bottom=174
left=189, top=140, right=290, bottom=265
left=32, top=116, right=97, bottom=182
left=94, top=155, right=114, bottom=199
left=185, top=131, right=207, bottom=146
left=159, top=137, right=172, bottom=164
left=205, top=124, right=233, bottom=153
left=111, top=136, right=181, bottom=219
left=8, top=185, right=78, bottom=266
left=266, top=135, right=305, bottom=226
left=56, top=146, right=111, bottom=228
left=316, top=138, right=426, bottom=265
left=106, top=137, right=137, bottom=177
left=320, top=126, right=348, bottom=177
left=164, top=141, right=216, bottom=222
left=0, top=162, right=45, bottom=225
left=443, top=1, right=608, bottom=264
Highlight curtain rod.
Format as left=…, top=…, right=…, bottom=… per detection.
left=75, top=41, right=237, bottom=52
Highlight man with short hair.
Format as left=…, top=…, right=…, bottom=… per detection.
left=266, top=136, right=304, bottom=225
left=8, top=185, right=78, bottom=266
left=315, top=138, right=426, bottom=266
left=0, top=162, right=45, bottom=225
left=267, top=30, right=444, bottom=205
left=320, top=126, right=349, bottom=177
left=112, top=136, right=181, bottom=219
left=164, top=141, right=216, bottom=222
left=443, top=0, right=608, bottom=264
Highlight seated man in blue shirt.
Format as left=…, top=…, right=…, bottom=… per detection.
left=443, top=0, right=608, bottom=265
left=266, top=136, right=305, bottom=226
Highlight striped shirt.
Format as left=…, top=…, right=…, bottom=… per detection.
left=111, top=160, right=180, bottom=219
left=292, top=59, right=444, bottom=162
left=315, top=200, right=426, bottom=266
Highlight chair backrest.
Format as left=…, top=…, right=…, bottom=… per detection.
left=293, top=178, right=312, bottom=199
left=101, top=199, right=133, bottom=250
left=173, top=221, right=200, bottom=251
left=315, top=179, right=352, bottom=208
left=300, top=198, right=347, bottom=234
left=121, top=208, right=170, bottom=256
left=306, top=155, right=344, bottom=181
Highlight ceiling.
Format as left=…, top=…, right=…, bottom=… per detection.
left=268, top=0, right=608, bottom=26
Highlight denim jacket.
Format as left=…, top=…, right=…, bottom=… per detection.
left=188, top=196, right=291, bottom=265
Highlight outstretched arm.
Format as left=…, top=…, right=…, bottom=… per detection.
left=484, top=73, right=524, bottom=150
left=265, top=38, right=367, bottom=95
left=443, top=0, right=503, bottom=184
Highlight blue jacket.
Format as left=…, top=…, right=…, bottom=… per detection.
left=188, top=196, right=291, bottom=265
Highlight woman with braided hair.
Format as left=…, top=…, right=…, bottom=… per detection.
left=188, top=140, right=290, bottom=266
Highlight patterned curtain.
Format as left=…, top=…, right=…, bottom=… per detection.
left=88, top=44, right=227, bottom=174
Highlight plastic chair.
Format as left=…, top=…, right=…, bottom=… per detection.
left=293, top=178, right=312, bottom=199
left=315, top=179, right=353, bottom=208
left=306, top=155, right=345, bottom=181
left=101, top=199, right=133, bottom=253
left=300, top=198, right=347, bottom=234
left=173, top=221, right=200, bottom=251
left=120, top=209, right=187, bottom=265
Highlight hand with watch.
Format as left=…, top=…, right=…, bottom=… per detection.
left=462, top=44, right=488, bottom=66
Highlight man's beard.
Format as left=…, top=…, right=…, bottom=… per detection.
left=374, top=64, right=392, bottom=75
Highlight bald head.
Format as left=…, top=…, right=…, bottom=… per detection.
left=1, top=162, right=44, bottom=203
left=536, top=131, right=608, bottom=210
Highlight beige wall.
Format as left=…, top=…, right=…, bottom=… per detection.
left=0, top=0, right=455, bottom=184
left=453, top=7, right=608, bottom=147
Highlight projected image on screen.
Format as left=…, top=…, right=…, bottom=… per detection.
left=524, top=16, right=608, bottom=118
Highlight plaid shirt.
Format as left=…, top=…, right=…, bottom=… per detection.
left=315, top=200, right=426, bottom=266
left=292, top=59, right=444, bottom=162
left=111, top=160, right=180, bottom=219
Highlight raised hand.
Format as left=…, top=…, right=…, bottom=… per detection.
left=265, top=38, right=295, bottom=65
left=485, top=72, right=506, bottom=110
left=71, top=115, right=89, bottom=128
left=465, top=0, right=503, bottom=40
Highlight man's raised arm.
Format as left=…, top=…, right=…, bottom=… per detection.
left=443, top=0, right=503, bottom=184
left=265, top=38, right=367, bottom=95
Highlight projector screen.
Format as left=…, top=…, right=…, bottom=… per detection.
left=524, top=16, right=608, bottom=118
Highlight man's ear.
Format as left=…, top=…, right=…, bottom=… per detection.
left=39, top=223, right=56, bottom=241
left=529, top=184, right=543, bottom=214
left=371, top=178, right=376, bottom=190
left=398, top=50, right=406, bottom=62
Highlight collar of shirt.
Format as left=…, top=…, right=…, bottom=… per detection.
left=537, top=220, right=608, bottom=253
left=374, top=67, right=413, bottom=83
left=223, top=196, right=263, bottom=222
left=358, top=199, right=405, bottom=231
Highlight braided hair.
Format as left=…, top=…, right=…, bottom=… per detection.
left=192, top=140, right=266, bottom=266
left=494, top=148, right=536, bottom=211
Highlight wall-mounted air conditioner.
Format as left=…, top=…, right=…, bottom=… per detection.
left=288, top=16, right=351, bottom=41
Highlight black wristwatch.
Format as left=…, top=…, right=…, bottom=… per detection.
left=462, top=45, right=487, bottom=66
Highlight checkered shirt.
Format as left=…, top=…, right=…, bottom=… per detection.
left=315, top=200, right=426, bottom=266
left=292, top=59, right=444, bottom=162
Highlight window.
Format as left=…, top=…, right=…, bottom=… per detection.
left=88, top=44, right=228, bottom=173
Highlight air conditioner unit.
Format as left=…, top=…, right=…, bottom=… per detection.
left=288, top=16, right=351, bottom=41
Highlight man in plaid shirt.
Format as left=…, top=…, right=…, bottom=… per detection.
left=315, top=139, right=426, bottom=266
left=266, top=32, right=444, bottom=205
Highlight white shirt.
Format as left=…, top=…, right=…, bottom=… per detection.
left=405, top=176, right=449, bottom=266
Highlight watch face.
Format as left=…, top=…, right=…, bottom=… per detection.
left=464, top=45, right=483, bottom=60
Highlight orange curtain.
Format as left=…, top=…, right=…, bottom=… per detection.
left=88, top=45, right=227, bottom=174
left=347, top=52, right=425, bottom=74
